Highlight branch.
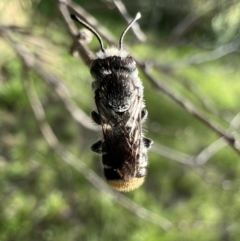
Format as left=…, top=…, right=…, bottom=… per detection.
left=151, top=142, right=194, bottom=166
left=2, top=30, right=98, bottom=132
left=193, top=113, right=240, bottom=165
left=138, top=62, right=240, bottom=156
left=64, top=0, right=117, bottom=44
left=58, top=0, right=94, bottom=66
left=0, top=25, right=30, bottom=35
left=169, top=2, right=217, bottom=42
left=150, top=61, right=221, bottom=117
left=171, top=42, right=240, bottom=69
left=112, top=0, right=146, bottom=42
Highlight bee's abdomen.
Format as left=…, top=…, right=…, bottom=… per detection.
left=103, top=167, right=145, bottom=192
left=107, top=178, right=145, bottom=192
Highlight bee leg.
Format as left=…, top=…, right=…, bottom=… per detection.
left=141, top=108, right=148, bottom=122
left=91, top=140, right=103, bottom=154
left=143, top=137, right=153, bottom=149
left=91, top=111, right=101, bottom=125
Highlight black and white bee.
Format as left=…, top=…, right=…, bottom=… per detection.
left=71, top=12, right=152, bottom=192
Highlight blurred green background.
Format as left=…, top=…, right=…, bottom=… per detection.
left=1, top=0, right=240, bottom=240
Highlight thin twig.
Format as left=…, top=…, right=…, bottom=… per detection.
left=0, top=25, right=31, bottom=36
left=112, top=0, right=146, bottom=42
left=193, top=113, right=240, bottom=165
left=171, top=41, right=240, bottom=69
left=151, top=142, right=193, bottom=166
left=150, top=62, right=221, bottom=117
left=151, top=112, right=240, bottom=166
left=169, top=2, right=217, bottom=42
left=58, top=0, right=94, bottom=66
left=139, top=62, right=240, bottom=155
left=65, top=0, right=117, bottom=44
left=193, top=138, right=226, bottom=166
left=2, top=30, right=98, bottom=131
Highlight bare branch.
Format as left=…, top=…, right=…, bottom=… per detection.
left=169, top=2, right=217, bottom=42
left=112, top=0, right=146, bottom=42
left=151, top=112, right=240, bottom=167
left=58, top=0, right=94, bottom=66
left=137, top=62, right=240, bottom=156
left=64, top=0, right=117, bottom=44
left=0, top=25, right=30, bottom=35
left=150, top=62, right=221, bottom=117
left=193, top=138, right=226, bottom=166
left=193, top=113, right=240, bottom=165
left=171, top=42, right=240, bottom=69
left=151, top=142, right=193, bottom=166
left=2, top=30, right=98, bottom=132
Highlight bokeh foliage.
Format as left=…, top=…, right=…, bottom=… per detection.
left=1, top=0, right=240, bottom=240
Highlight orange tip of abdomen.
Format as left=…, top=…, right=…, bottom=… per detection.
left=108, top=177, right=145, bottom=192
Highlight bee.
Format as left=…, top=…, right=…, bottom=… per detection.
left=71, top=13, right=152, bottom=192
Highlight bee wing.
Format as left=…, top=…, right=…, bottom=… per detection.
left=125, top=85, right=143, bottom=156
left=95, top=74, right=144, bottom=157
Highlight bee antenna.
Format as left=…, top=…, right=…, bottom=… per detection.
left=70, top=14, right=105, bottom=53
left=119, top=12, right=141, bottom=50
